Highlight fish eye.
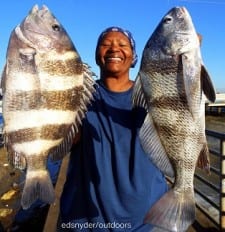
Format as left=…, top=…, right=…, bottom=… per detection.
left=163, top=16, right=172, bottom=24
left=52, top=24, right=61, bottom=31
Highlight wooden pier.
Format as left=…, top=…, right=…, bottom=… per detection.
left=43, top=154, right=69, bottom=232
left=206, top=93, right=225, bottom=116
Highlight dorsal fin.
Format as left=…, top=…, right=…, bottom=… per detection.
left=132, top=72, right=148, bottom=110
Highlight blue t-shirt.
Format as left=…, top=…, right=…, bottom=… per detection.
left=59, top=81, right=167, bottom=231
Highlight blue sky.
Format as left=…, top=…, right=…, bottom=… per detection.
left=1, top=0, right=224, bottom=92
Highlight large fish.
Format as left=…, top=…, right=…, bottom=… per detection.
left=1, top=5, right=95, bottom=209
left=132, top=6, right=216, bottom=232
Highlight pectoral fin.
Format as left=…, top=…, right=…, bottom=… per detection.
left=201, top=65, right=216, bottom=103
left=19, top=48, right=37, bottom=73
left=182, top=52, right=201, bottom=120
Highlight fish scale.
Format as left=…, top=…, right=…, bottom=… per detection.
left=132, top=6, right=215, bottom=232
left=1, top=5, right=95, bottom=209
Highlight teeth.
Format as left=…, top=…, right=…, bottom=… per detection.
left=107, top=57, right=122, bottom=61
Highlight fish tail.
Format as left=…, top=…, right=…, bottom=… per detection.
left=21, top=170, right=55, bottom=209
left=144, top=189, right=195, bottom=232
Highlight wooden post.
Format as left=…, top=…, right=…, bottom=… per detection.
left=43, top=153, right=70, bottom=232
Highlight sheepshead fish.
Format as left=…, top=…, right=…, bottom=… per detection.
left=132, top=6, right=216, bottom=232
left=1, top=5, right=95, bottom=209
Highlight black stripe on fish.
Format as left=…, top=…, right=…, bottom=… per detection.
left=142, top=57, right=179, bottom=75
left=49, top=123, right=77, bottom=161
left=150, top=95, right=188, bottom=109
left=5, top=87, right=84, bottom=111
left=6, top=123, right=71, bottom=144
left=40, top=59, right=83, bottom=76
left=26, top=154, right=48, bottom=170
left=154, top=124, right=176, bottom=138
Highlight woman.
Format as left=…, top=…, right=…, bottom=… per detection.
left=59, top=26, right=168, bottom=231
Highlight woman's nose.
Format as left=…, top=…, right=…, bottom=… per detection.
left=108, top=43, right=119, bottom=51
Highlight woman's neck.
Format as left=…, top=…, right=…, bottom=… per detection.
left=100, top=75, right=133, bottom=92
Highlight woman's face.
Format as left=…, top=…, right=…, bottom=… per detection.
left=96, top=31, right=133, bottom=75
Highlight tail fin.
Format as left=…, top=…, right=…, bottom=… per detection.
left=21, top=170, right=55, bottom=209
left=144, top=189, right=195, bottom=232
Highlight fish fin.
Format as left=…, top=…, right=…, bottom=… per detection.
left=50, top=123, right=76, bottom=160
left=82, top=63, right=96, bottom=100
left=19, top=48, right=37, bottom=69
left=4, top=135, right=27, bottom=169
left=181, top=52, right=201, bottom=120
left=197, top=142, right=210, bottom=174
left=50, top=64, right=96, bottom=161
left=201, top=65, right=216, bottom=103
left=1, top=64, right=7, bottom=92
left=75, top=63, right=96, bottom=127
left=7, top=150, right=27, bottom=170
left=70, top=64, right=96, bottom=133
left=132, top=72, right=148, bottom=110
left=19, top=47, right=36, bottom=58
left=21, top=170, right=55, bottom=210
left=139, top=113, right=174, bottom=177
left=144, top=189, right=195, bottom=232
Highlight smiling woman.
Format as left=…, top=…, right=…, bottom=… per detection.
left=59, top=26, right=168, bottom=232
left=94, top=27, right=138, bottom=92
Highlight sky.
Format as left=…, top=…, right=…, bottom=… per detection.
left=0, top=0, right=224, bottom=92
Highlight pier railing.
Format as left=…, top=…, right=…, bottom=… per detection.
left=194, top=129, right=225, bottom=231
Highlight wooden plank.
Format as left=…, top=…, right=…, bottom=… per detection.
left=43, top=153, right=70, bottom=232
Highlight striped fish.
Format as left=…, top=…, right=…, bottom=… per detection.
left=1, top=5, right=95, bottom=209
left=132, top=7, right=216, bottom=232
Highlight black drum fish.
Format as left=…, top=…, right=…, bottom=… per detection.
left=132, top=6, right=216, bottom=232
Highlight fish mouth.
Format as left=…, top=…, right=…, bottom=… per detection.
left=29, top=4, right=49, bottom=17
left=21, top=5, right=50, bottom=35
left=24, top=4, right=53, bottom=34
left=173, top=6, right=189, bottom=19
